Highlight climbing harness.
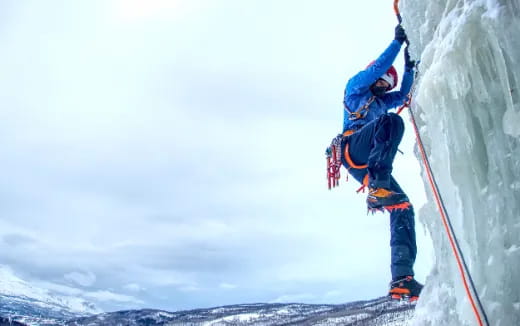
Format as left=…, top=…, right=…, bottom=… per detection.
left=393, top=1, right=490, bottom=325
left=326, top=127, right=410, bottom=214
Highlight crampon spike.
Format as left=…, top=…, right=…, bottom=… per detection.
left=390, top=293, right=419, bottom=303
left=389, top=287, right=411, bottom=295
left=384, top=201, right=411, bottom=212
left=368, top=207, right=385, bottom=215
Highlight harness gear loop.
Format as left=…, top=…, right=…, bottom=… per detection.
left=325, top=134, right=344, bottom=190
left=344, top=96, right=376, bottom=121
left=326, top=130, right=370, bottom=191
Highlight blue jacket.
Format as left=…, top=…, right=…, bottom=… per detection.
left=343, top=40, right=414, bottom=132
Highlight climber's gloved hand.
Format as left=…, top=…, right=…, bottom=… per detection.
left=395, top=24, right=408, bottom=44
left=404, top=47, right=416, bottom=70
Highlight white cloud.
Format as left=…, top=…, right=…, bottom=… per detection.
left=324, top=290, right=342, bottom=298
left=35, top=281, right=83, bottom=297
left=124, top=283, right=145, bottom=292
left=179, top=285, right=201, bottom=293
left=84, top=290, right=144, bottom=304
left=64, top=271, right=96, bottom=287
left=219, top=283, right=237, bottom=290
left=34, top=280, right=143, bottom=306
left=269, top=293, right=316, bottom=304
left=131, top=267, right=198, bottom=288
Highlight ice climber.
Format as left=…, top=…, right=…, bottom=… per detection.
left=338, top=25, right=423, bottom=300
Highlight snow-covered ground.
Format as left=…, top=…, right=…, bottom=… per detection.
left=61, top=297, right=414, bottom=325
left=401, top=0, right=520, bottom=325
left=0, top=265, right=413, bottom=324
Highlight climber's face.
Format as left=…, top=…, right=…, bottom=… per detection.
left=374, top=79, right=391, bottom=89
left=370, top=79, right=391, bottom=97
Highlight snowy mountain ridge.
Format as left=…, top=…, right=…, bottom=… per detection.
left=2, top=296, right=415, bottom=326
left=0, top=266, right=415, bottom=325
left=64, top=298, right=414, bottom=326
left=0, top=265, right=99, bottom=322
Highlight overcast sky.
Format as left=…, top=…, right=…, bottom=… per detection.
left=0, top=0, right=433, bottom=312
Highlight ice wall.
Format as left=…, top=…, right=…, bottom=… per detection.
left=400, top=0, right=520, bottom=325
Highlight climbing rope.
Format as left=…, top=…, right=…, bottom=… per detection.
left=393, top=1, right=490, bottom=325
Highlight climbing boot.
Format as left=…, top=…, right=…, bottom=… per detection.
left=389, top=276, right=423, bottom=302
left=367, top=187, right=408, bottom=210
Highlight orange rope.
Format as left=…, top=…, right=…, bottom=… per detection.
left=409, top=107, right=486, bottom=326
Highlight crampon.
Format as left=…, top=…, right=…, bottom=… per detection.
left=367, top=201, right=411, bottom=214
left=389, top=276, right=423, bottom=303
left=385, top=201, right=412, bottom=212
left=389, top=292, right=419, bottom=303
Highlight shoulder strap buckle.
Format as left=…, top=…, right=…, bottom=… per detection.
left=349, top=111, right=365, bottom=121
left=345, top=96, right=376, bottom=121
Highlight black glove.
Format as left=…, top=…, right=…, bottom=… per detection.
left=404, top=46, right=416, bottom=70
left=395, top=24, right=407, bottom=44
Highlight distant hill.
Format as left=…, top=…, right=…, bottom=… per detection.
left=0, top=266, right=98, bottom=325
left=0, top=265, right=415, bottom=325
left=2, top=296, right=414, bottom=325
left=65, top=297, right=415, bottom=325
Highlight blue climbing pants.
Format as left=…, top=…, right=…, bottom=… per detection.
left=342, top=113, right=417, bottom=279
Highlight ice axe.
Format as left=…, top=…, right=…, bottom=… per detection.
left=393, top=0, right=415, bottom=70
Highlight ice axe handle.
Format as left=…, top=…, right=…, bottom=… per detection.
left=393, top=0, right=409, bottom=46
left=393, top=0, right=402, bottom=23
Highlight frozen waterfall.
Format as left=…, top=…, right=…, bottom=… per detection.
left=400, top=0, right=520, bottom=325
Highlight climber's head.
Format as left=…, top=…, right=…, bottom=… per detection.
left=366, top=62, right=398, bottom=97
